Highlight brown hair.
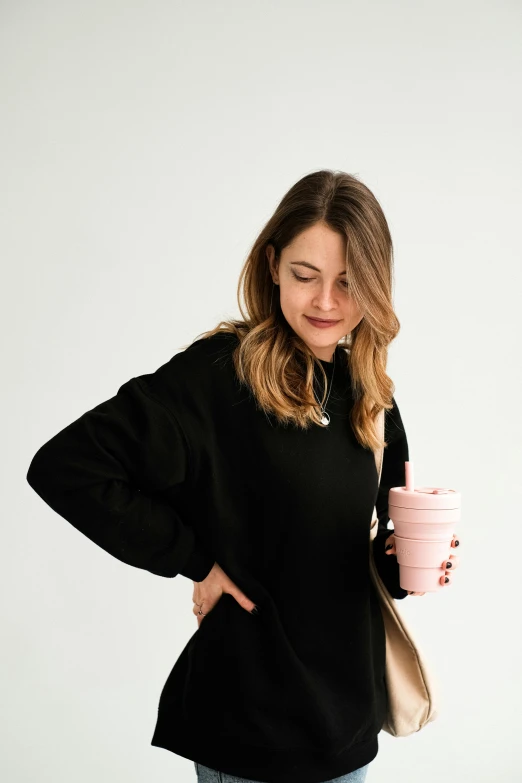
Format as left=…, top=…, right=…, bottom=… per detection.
left=193, top=169, right=401, bottom=452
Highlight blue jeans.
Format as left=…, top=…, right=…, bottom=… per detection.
left=194, top=761, right=370, bottom=783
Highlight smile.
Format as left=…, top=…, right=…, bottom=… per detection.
left=305, top=316, right=340, bottom=328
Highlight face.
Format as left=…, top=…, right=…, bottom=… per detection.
left=267, top=222, right=364, bottom=362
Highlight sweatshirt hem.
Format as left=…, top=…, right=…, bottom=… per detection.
left=151, top=723, right=379, bottom=783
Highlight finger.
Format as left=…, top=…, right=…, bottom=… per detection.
left=451, top=534, right=460, bottom=548
left=195, top=603, right=214, bottom=627
left=226, top=586, right=258, bottom=614
left=441, top=554, right=459, bottom=571
left=384, top=534, right=395, bottom=555
left=440, top=573, right=452, bottom=586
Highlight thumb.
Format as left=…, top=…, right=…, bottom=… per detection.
left=227, top=583, right=258, bottom=615
left=384, top=533, right=396, bottom=555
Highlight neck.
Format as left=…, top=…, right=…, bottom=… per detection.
left=315, top=346, right=337, bottom=364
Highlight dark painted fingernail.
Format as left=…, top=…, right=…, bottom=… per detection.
left=454, top=540, right=459, bottom=546
left=446, top=562, right=452, bottom=568
left=385, top=544, right=393, bottom=551
left=444, top=577, right=449, bottom=583
left=251, top=606, right=259, bottom=615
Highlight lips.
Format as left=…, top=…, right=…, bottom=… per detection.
left=305, top=316, right=340, bottom=326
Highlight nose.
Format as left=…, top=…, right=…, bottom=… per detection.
left=312, top=282, right=339, bottom=310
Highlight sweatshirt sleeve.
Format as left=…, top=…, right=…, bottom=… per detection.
left=26, top=373, right=216, bottom=582
left=371, top=396, right=410, bottom=600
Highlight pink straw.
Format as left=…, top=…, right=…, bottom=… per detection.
left=405, top=461, right=414, bottom=492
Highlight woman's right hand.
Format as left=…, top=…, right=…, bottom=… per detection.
left=192, top=562, right=258, bottom=628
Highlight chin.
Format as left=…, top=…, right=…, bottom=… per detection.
left=298, top=331, right=342, bottom=354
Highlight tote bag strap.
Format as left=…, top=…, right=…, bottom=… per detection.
left=370, top=407, right=386, bottom=541
left=368, top=403, right=440, bottom=737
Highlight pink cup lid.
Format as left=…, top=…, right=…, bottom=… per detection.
left=389, top=486, right=461, bottom=510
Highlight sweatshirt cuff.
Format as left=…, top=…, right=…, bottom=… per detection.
left=372, top=529, right=409, bottom=600
left=178, top=546, right=216, bottom=582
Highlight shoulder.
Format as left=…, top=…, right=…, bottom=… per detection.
left=184, top=330, right=240, bottom=365
left=178, top=330, right=240, bottom=383
left=133, top=330, right=239, bottom=413
left=385, top=395, right=407, bottom=445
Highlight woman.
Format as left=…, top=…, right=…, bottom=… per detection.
left=26, top=170, right=459, bottom=783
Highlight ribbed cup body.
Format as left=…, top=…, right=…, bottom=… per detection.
left=389, top=487, right=461, bottom=592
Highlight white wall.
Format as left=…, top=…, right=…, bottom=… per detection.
left=3, top=0, right=520, bottom=781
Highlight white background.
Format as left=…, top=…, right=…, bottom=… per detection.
left=3, top=1, right=521, bottom=781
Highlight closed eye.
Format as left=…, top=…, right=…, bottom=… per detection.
left=292, top=272, right=349, bottom=288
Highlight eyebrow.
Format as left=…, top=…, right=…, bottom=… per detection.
left=290, top=261, right=346, bottom=275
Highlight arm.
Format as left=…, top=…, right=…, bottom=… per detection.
left=371, top=396, right=410, bottom=600
left=26, top=372, right=215, bottom=582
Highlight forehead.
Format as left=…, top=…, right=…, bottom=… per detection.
left=283, top=223, right=347, bottom=265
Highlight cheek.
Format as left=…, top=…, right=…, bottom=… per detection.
left=344, top=298, right=364, bottom=321
left=281, top=284, right=308, bottom=309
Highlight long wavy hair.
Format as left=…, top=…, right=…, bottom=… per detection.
left=193, top=169, right=401, bottom=452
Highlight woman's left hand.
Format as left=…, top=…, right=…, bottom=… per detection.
left=384, top=532, right=461, bottom=596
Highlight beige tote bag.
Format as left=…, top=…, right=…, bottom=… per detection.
left=369, top=406, right=440, bottom=737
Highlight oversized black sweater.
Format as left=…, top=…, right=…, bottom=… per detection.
left=26, top=330, right=409, bottom=783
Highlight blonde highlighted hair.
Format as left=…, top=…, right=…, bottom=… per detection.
left=194, top=169, right=401, bottom=452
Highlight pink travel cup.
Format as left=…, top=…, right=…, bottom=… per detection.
left=389, top=462, right=461, bottom=592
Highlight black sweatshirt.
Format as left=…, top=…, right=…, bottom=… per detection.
left=26, top=331, right=409, bottom=783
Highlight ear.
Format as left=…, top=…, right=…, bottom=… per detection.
left=266, top=244, right=279, bottom=284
